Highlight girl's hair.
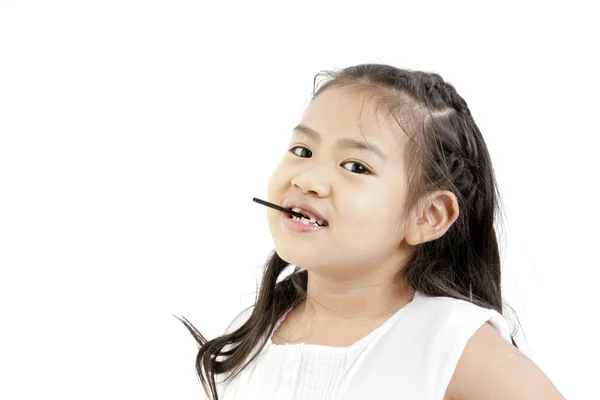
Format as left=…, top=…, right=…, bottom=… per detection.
left=176, top=63, right=521, bottom=400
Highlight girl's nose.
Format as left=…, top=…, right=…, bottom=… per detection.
left=291, top=173, right=330, bottom=197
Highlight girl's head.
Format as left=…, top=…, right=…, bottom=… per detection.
left=178, top=64, right=518, bottom=400
left=267, top=76, right=460, bottom=282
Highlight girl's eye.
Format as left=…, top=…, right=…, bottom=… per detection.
left=341, top=161, right=369, bottom=174
left=290, top=146, right=312, bottom=158
left=289, top=146, right=371, bottom=175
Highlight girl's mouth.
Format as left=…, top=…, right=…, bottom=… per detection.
left=250, top=198, right=329, bottom=231
left=282, top=212, right=328, bottom=232
left=286, top=207, right=328, bottom=227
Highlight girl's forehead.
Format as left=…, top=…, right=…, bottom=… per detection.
left=299, top=87, right=410, bottom=153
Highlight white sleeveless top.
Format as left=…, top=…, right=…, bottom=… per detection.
left=214, top=290, right=513, bottom=400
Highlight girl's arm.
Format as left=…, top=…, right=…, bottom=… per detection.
left=445, top=322, right=565, bottom=400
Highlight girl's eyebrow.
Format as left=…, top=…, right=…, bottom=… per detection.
left=292, top=124, right=388, bottom=162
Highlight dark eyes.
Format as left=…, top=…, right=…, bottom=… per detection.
left=289, top=146, right=371, bottom=175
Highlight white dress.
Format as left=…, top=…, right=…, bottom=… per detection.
left=214, top=290, right=513, bottom=400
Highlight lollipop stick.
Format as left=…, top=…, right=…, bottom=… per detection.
left=252, top=197, right=305, bottom=218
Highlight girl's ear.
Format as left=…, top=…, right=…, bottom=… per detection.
left=405, top=191, right=460, bottom=246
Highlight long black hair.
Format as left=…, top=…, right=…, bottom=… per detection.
left=175, top=63, right=521, bottom=400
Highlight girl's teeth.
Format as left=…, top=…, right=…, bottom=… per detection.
left=292, top=215, right=322, bottom=226
left=291, top=207, right=325, bottom=225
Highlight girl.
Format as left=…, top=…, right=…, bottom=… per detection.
left=177, top=64, right=564, bottom=399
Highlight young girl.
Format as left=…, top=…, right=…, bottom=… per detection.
left=178, top=64, right=564, bottom=399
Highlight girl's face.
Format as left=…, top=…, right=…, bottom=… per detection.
left=267, top=86, right=413, bottom=278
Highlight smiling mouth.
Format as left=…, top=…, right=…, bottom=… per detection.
left=286, top=207, right=328, bottom=227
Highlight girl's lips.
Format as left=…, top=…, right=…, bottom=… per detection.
left=283, top=200, right=328, bottom=225
left=282, top=213, right=327, bottom=232
left=286, top=207, right=328, bottom=226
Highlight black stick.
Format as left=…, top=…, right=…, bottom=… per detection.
left=252, top=197, right=305, bottom=218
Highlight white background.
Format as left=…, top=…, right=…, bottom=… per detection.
left=0, top=1, right=597, bottom=398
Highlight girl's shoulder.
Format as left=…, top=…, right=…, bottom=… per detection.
left=445, top=321, right=564, bottom=399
